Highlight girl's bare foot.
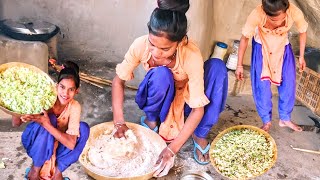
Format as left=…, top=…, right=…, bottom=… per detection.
left=261, top=122, right=272, bottom=132
left=28, top=166, right=40, bottom=180
left=279, top=120, right=302, bottom=132
left=52, top=168, right=63, bottom=180
left=12, top=116, right=23, bottom=127
left=143, top=118, right=157, bottom=130
left=192, top=135, right=210, bottom=163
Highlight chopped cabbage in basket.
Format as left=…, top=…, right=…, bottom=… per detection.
left=211, top=128, right=275, bottom=179
left=0, top=66, right=56, bottom=114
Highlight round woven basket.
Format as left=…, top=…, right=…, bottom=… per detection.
left=79, top=122, right=167, bottom=180
left=209, top=125, right=277, bottom=180
left=0, top=62, right=56, bottom=116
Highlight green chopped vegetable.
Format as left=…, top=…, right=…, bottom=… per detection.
left=211, top=128, right=275, bottom=179
left=0, top=66, right=56, bottom=114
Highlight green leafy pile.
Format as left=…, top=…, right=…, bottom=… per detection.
left=0, top=66, right=56, bottom=114
left=211, top=128, right=275, bottom=179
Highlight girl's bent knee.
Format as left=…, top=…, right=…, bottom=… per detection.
left=149, top=66, right=173, bottom=82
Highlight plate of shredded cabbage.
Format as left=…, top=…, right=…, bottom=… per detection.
left=0, top=62, right=57, bottom=115
left=209, top=125, right=277, bottom=180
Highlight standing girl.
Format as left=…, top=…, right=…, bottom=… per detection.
left=14, top=61, right=89, bottom=180
left=112, top=0, right=228, bottom=177
left=236, top=0, right=308, bottom=132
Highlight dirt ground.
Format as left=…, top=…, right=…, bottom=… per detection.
left=0, top=61, right=319, bottom=180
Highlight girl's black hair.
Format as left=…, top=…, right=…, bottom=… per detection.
left=157, top=0, right=190, bottom=14
left=58, top=61, right=80, bottom=88
left=262, top=0, right=289, bottom=16
left=148, top=0, right=189, bottom=42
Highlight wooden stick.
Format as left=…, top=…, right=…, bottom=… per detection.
left=81, top=78, right=104, bottom=89
left=80, top=72, right=112, bottom=84
left=80, top=75, right=111, bottom=86
left=124, top=84, right=138, bottom=90
left=80, top=74, right=137, bottom=90
left=49, top=62, right=138, bottom=90
left=81, top=73, right=137, bottom=90
left=290, top=145, right=320, bottom=155
left=82, top=76, right=112, bottom=85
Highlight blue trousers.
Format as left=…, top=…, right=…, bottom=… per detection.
left=251, top=39, right=296, bottom=124
left=21, top=113, right=90, bottom=172
left=135, top=58, right=228, bottom=138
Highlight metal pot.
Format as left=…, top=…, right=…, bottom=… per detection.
left=180, top=170, right=214, bottom=180
left=0, top=18, right=60, bottom=41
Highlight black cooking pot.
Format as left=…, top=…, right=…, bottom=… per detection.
left=0, top=19, right=60, bottom=41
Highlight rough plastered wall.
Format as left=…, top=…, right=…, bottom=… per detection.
left=0, top=1, right=2, bottom=18
left=209, top=0, right=260, bottom=65
left=0, top=0, right=216, bottom=86
left=0, top=0, right=216, bottom=63
left=187, top=0, right=214, bottom=61
left=0, top=0, right=319, bottom=68
left=294, top=0, right=320, bottom=48
left=0, top=0, right=156, bottom=64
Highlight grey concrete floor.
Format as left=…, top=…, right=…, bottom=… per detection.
left=0, top=62, right=320, bottom=180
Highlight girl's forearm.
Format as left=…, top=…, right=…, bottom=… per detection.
left=299, top=32, right=307, bottom=58
left=42, top=122, right=77, bottom=150
left=238, top=35, right=249, bottom=66
left=112, top=75, right=126, bottom=124
left=168, top=107, right=204, bottom=154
